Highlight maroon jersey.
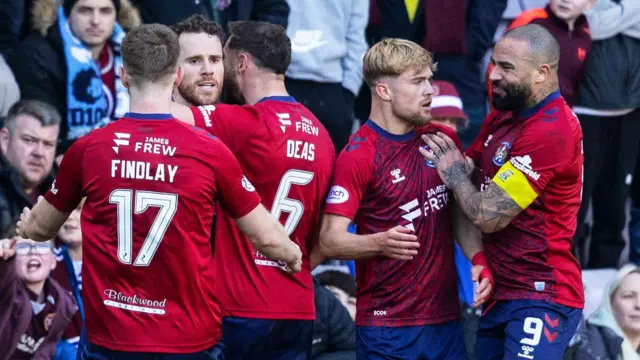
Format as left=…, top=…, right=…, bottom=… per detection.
left=13, top=286, right=58, bottom=359
left=44, top=113, right=261, bottom=353
left=466, top=91, right=584, bottom=309
left=323, top=120, right=461, bottom=327
left=191, top=96, right=335, bottom=320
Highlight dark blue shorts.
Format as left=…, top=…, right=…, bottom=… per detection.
left=77, top=328, right=224, bottom=360
left=221, top=317, right=314, bottom=360
left=356, top=320, right=468, bottom=360
left=475, top=299, right=582, bottom=360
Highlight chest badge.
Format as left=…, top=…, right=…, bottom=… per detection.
left=493, top=142, right=511, bottom=166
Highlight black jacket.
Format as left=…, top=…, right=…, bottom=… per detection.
left=131, top=0, right=289, bottom=30
left=312, top=279, right=356, bottom=360
left=564, top=320, right=623, bottom=360
left=0, top=155, right=54, bottom=236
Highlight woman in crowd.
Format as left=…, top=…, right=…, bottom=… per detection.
left=566, top=264, right=640, bottom=360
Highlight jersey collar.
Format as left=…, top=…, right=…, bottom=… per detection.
left=517, top=90, right=562, bottom=120
left=365, top=119, right=415, bottom=142
left=257, top=96, right=297, bottom=104
left=123, top=112, right=173, bottom=120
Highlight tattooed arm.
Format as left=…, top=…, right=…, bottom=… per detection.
left=420, top=133, right=524, bottom=234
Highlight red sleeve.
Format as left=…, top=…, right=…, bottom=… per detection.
left=207, top=136, right=262, bottom=219
left=323, top=145, right=373, bottom=220
left=44, top=138, right=85, bottom=212
left=190, top=104, right=259, bottom=153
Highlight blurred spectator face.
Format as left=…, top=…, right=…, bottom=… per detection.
left=549, top=0, right=595, bottom=22
left=69, top=0, right=117, bottom=49
left=58, top=201, right=83, bottom=246
left=0, top=114, right=59, bottom=190
left=383, top=67, right=435, bottom=126
left=612, top=271, right=640, bottom=335
left=175, top=33, right=224, bottom=106
left=326, top=285, right=356, bottom=321
left=14, top=238, right=56, bottom=285
left=489, top=38, right=534, bottom=112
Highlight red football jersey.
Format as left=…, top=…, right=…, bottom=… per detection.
left=466, top=91, right=584, bottom=309
left=191, top=96, right=335, bottom=320
left=44, top=113, right=262, bottom=353
left=323, top=120, right=462, bottom=327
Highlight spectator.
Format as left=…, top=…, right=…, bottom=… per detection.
left=316, top=270, right=356, bottom=321
left=0, top=0, right=34, bottom=56
left=573, top=0, right=640, bottom=268
left=284, top=0, right=368, bottom=153
left=0, top=100, right=59, bottom=236
left=7, top=0, right=140, bottom=147
left=565, top=264, right=640, bottom=360
left=488, top=0, right=595, bottom=108
left=428, top=80, right=469, bottom=132
left=0, top=224, right=77, bottom=360
left=130, top=0, right=289, bottom=31
left=0, top=56, right=20, bottom=117
left=312, top=278, right=356, bottom=360
left=359, top=0, right=508, bottom=147
left=51, top=200, right=84, bottom=359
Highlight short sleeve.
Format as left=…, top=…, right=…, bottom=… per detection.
left=190, top=104, right=259, bottom=153
left=323, top=146, right=373, bottom=220
left=44, top=138, right=86, bottom=212
left=492, top=121, right=566, bottom=209
left=208, top=137, right=262, bottom=219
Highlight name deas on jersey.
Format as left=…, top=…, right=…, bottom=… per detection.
left=286, top=139, right=314, bottom=161
left=135, top=142, right=176, bottom=156
left=111, top=160, right=178, bottom=183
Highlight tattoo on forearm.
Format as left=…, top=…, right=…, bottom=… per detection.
left=442, top=166, right=521, bottom=232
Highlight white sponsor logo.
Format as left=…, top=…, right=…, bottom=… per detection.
left=534, top=282, right=545, bottom=291
left=198, top=105, right=216, bottom=127
left=510, top=155, right=541, bottom=181
left=112, top=132, right=131, bottom=154
left=373, top=310, right=387, bottom=316
left=242, top=176, right=255, bottom=192
left=399, top=199, right=421, bottom=232
left=16, top=335, right=45, bottom=354
left=326, top=185, right=349, bottom=204
left=517, top=345, right=535, bottom=359
left=103, top=289, right=167, bottom=315
left=277, top=113, right=291, bottom=133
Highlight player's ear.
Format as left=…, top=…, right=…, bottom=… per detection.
left=174, top=66, right=184, bottom=89
left=238, top=53, right=249, bottom=74
left=119, top=66, right=130, bottom=89
left=535, top=64, right=550, bottom=84
left=375, top=82, right=392, bottom=102
left=0, top=127, right=10, bottom=153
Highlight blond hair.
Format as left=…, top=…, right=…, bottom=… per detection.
left=363, top=38, right=435, bottom=86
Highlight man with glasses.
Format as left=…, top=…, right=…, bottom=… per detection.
left=0, top=231, right=77, bottom=359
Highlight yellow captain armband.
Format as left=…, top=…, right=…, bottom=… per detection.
left=492, top=161, right=539, bottom=209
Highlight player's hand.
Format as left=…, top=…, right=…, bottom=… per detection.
left=16, top=206, right=32, bottom=238
left=471, top=252, right=494, bottom=308
left=285, top=243, right=303, bottom=274
left=376, top=226, right=420, bottom=260
left=419, top=133, right=469, bottom=189
left=0, top=238, right=17, bottom=260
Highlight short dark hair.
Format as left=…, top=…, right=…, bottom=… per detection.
left=503, top=24, right=561, bottom=69
left=170, top=14, right=226, bottom=44
left=121, top=24, right=181, bottom=86
left=316, top=270, right=356, bottom=297
left=4, top=100, right=61, bottom=133
left=226, top=21, right=291, bottom=75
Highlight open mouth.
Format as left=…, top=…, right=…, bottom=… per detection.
left=27, top=259, right=42, bottom=272
left=197, top=82, right=217, bottom=91
left=422, top=101, right=432, bottom=111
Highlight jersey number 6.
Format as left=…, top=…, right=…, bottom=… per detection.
left=271, top=169, right=314, bottom=236
left=110, top=189, right=178, bottom=266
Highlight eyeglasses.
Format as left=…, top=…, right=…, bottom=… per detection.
left=15, top=243, right=53, bottom=255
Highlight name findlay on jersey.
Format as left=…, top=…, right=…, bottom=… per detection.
left=111, top=160, right=178, bottom=183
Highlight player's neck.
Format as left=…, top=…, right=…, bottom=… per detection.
left=369, top=103, right=415, bottom=136
left=128, top=86, right=174, bottom=115
left=243, top=73, right=289, bottom=105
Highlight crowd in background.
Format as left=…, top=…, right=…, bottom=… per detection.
left=1, top=0, right=639, bottom=359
